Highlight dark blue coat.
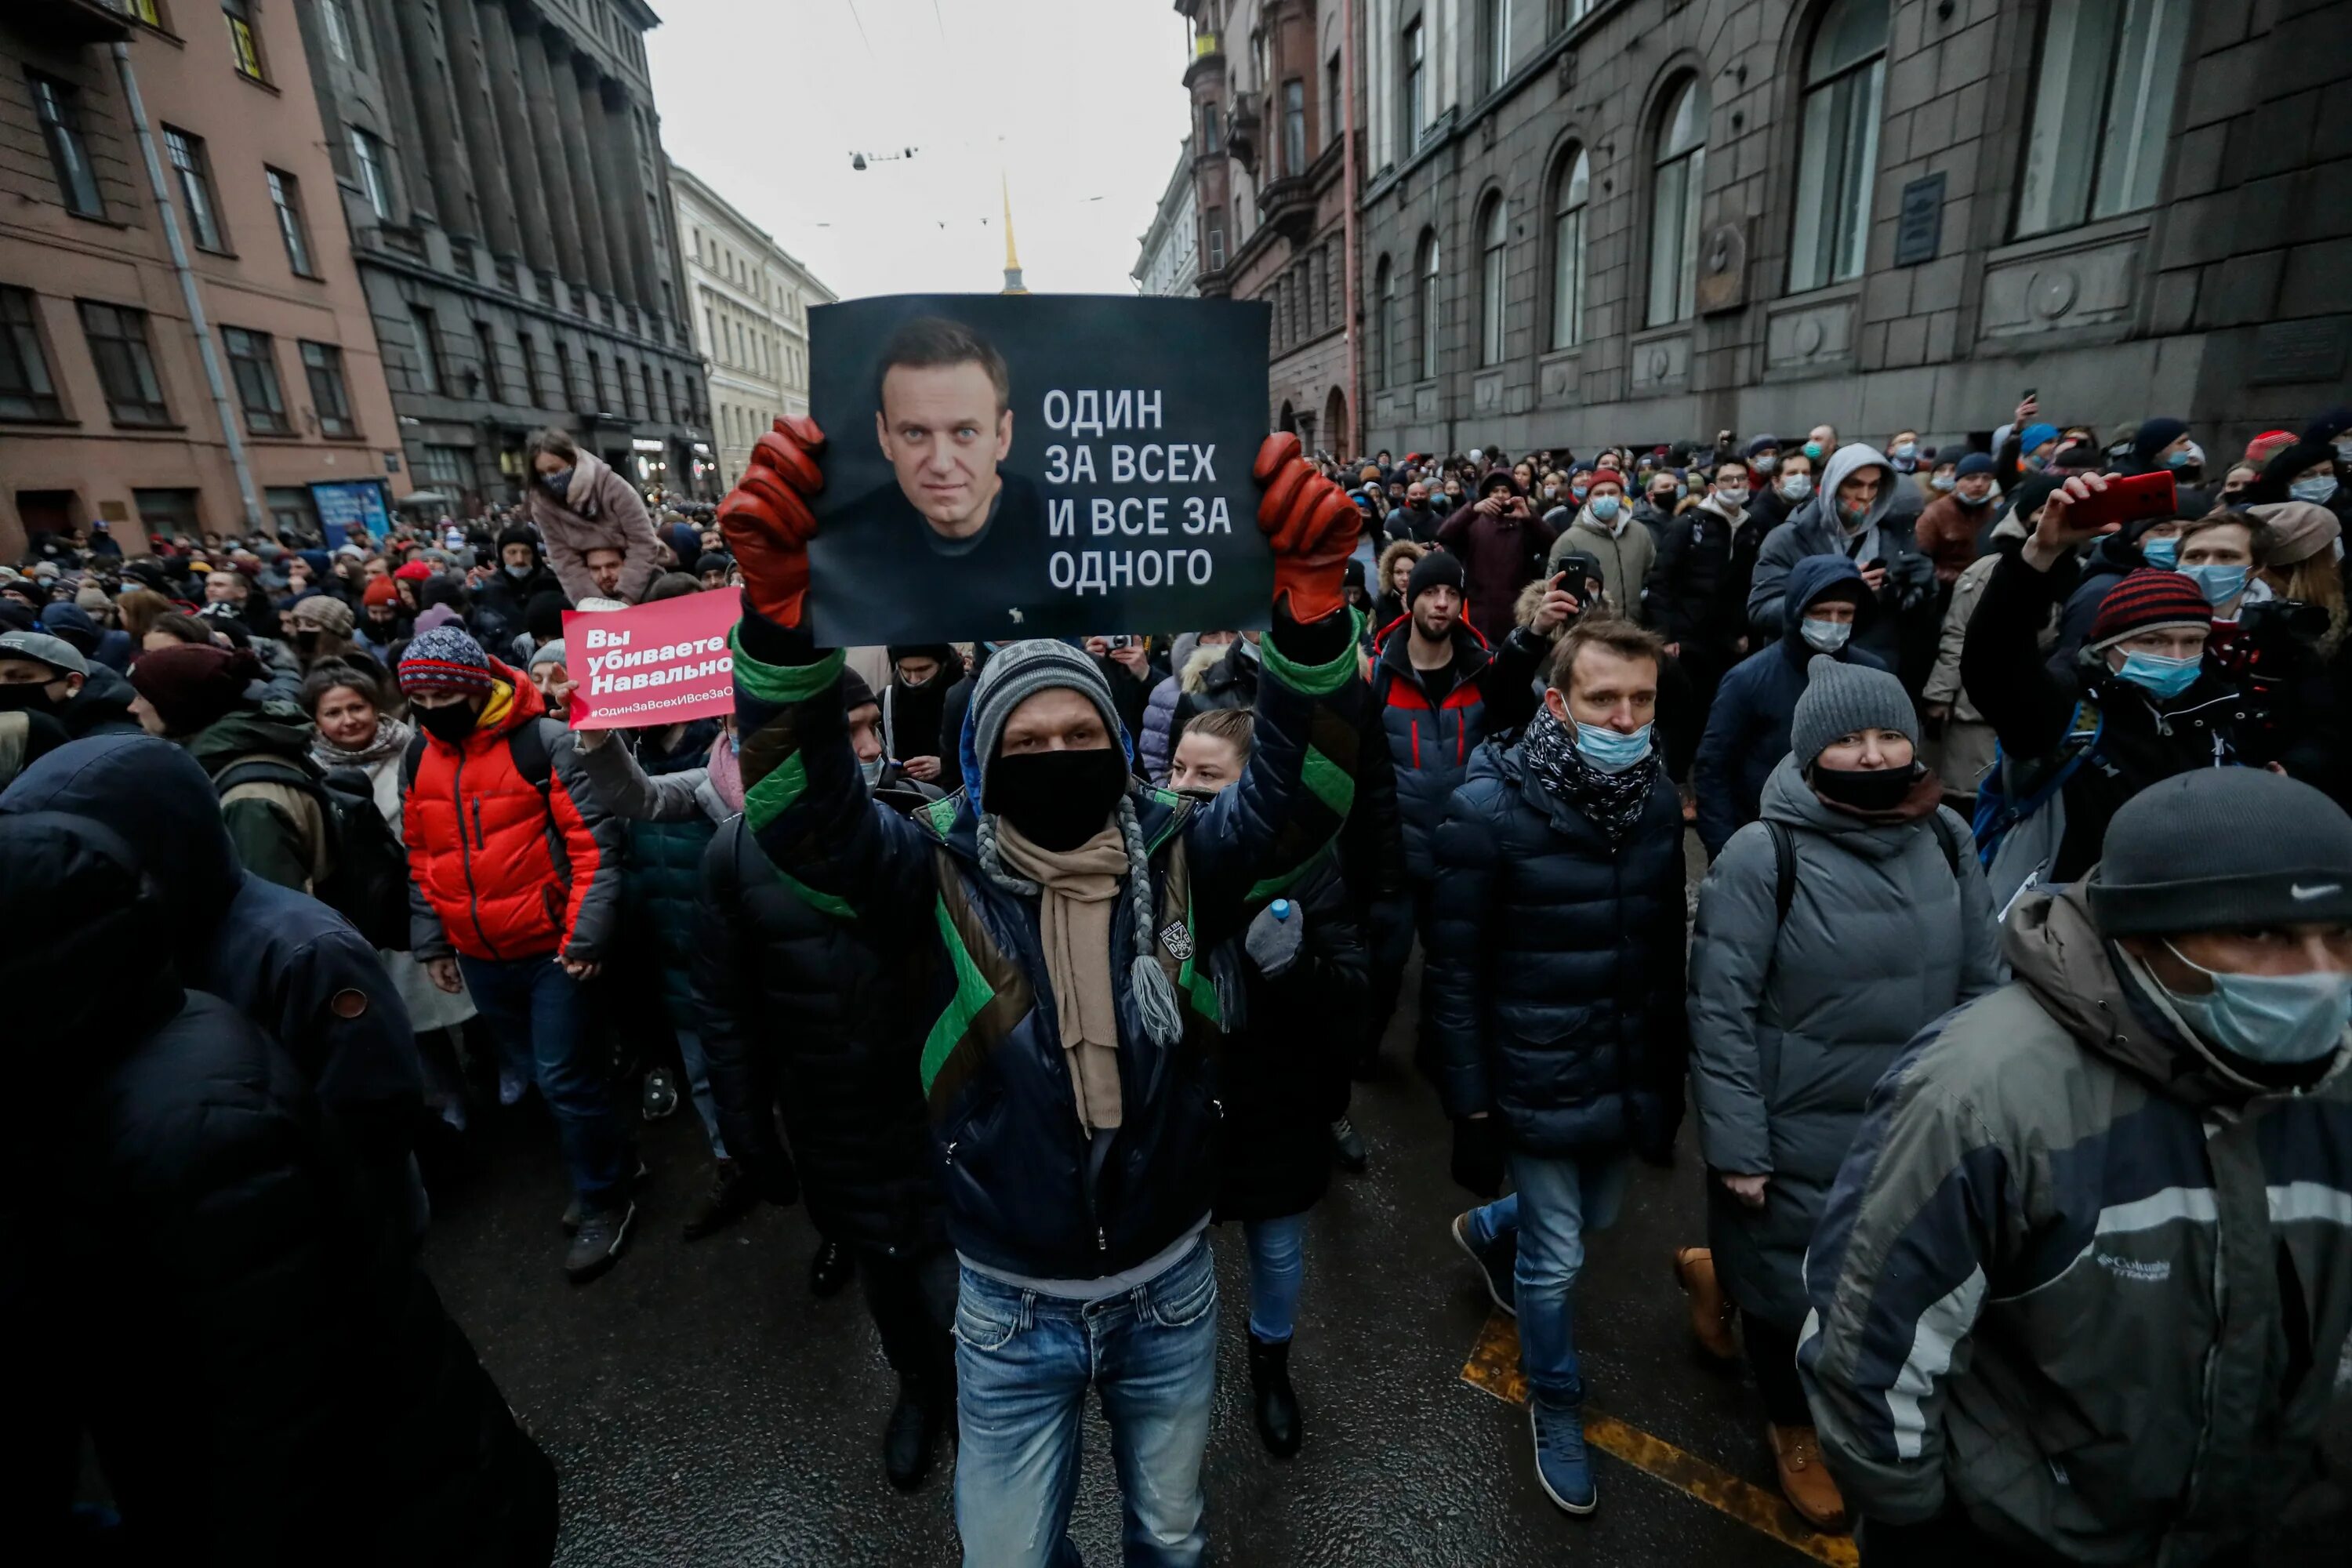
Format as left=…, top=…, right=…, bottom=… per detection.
left=1692, top=554, right=1890, bottom=858
left=1427, top=737, right=1688, bottom=1160
left=1369, top=613, right=1545, bottom=881
left=620, top=720, right=720, bottom=1030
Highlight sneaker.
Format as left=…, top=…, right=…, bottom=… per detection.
left=641, top=1067, right=679, bottom=1121
left=808, top=1238, right=856, bottom=1298
left=681, top=1160, right=756, bottom=1241
left=1329, top=1116, right=1369, bottom=1173
left=562, top=1157, right=650, bottom=1233
left=1530, top=1396, right=1596, bottom=1515
left=880, top=1381, right=948, bottom=1491
left=497, top=1069, right=528, bottom=1108
left=1672, top=1247, right=1740, bottom=1362
left=564, top=1200, right=635, bottom=1283
left=1450, top=1210, right=1517, bottom=1317
left=1768, top=1424, right=1848, bottom=1531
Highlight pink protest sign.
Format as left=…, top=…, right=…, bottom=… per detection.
left=561, top=591, right=740, bottom=730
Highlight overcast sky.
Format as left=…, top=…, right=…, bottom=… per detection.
left=644, top=0, right=1194, bottom=299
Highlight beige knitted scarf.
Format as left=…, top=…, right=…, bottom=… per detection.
left=993, top=821, right=1129, bottom=1131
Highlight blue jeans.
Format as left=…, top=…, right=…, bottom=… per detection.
left=457, top=956, right=628, bottom=1206
left=953, top=1239, right=1218, bottom=1568
left=1243, top=1215, right=1305, bottom=1344
left=1466, top=1152, right=1630, bottom=1404
left=673, top=1028, right=727, bottom=1160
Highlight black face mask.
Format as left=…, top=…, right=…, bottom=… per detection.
left=1809, top=761, right=1918, bottom=814
left=291, top=628, right=321, bottom=654
left=985, top=746, right=1131, bottom=852
left=0, top=681, right=60, bottom=715
left=415, top=700, right=480, bottom=747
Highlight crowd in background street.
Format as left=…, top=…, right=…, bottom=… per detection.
left=5, top=391, right=2352, bottom=1568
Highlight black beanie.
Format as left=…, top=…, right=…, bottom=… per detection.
left=841, top=667, right=877, bottom=712
left=694, top=552, right=732, bottom=578
left=1406, top=550, right=1465, bottom=606
left=495, top=524, right=539, bottom=554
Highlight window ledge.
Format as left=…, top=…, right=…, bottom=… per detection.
left=0, top=415, right=80, bottom=428
left=1991, top=211, right=2151, bottom=267
left=108, top=420, right=186, bottom=433
left=1772, top=278, right=1864, bottom=309
left=233, top=72, right=281, bottom=98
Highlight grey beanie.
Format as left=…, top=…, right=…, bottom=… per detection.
left=1791, top=655, right=1916, bottom=767
left=2088, top=769, right=2352, bottom=936
left=528, top=638, right=566, bottom=671
left=965, top=639, right=1129, bottom=804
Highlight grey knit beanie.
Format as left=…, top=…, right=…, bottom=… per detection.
left=964, top=639, right=1130, bottom=806
left=2089, top=768, right=2352, bottom=936
left=1791, top=655, right=1917, bottom=767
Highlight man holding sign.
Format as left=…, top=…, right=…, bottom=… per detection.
left=720, top=414, right=1363, bottom=1567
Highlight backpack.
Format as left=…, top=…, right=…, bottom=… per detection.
left=212, top=756, right=412, bottom=949
left=1969, top=698, right=2103, bottom=917
left=1766, top=811, right=1962, bottom=926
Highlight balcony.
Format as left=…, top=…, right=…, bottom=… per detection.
left=1256, top=174, right=1315, bottom=244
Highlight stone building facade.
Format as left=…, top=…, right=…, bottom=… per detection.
left=2, top=0, right=404, bottom=556
left=1354, top=0, right=2352, bottom=462
left=1131, top=139, right=1200, bottom=299
left=1180, top=0, right=1360, bottom=455
left=671, top=163, right=832, bottom=493
left=296, top=0, right=708, bottom=506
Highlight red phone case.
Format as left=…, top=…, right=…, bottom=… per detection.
left=2065, top=470, right=2176, bottom=530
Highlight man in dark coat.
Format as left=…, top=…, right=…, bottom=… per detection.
left=1435, top=469, right=1559, bottom=644
left=1432, top=617, right=1688, bottom=1518
left=471, top=524, right=564, bottom=652
left=1747, top=444, right=1940, bottom=686
left=0, top=812, right=553, bottom=1567
left=0, top=628, right=140, bottom=740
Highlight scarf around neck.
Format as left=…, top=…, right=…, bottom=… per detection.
left=993, top=819, right=1130, bottom=1132
left=1519, top=706, right=1659, bottom=843
left=310, top=713, right=413, bottom=772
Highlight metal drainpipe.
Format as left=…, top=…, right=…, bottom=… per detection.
left=1340, top=0, right=1361, bottom=460
left=111, top=40, right=263, bottom=533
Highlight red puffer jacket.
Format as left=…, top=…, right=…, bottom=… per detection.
left=403, top=669, right=620, bottom=962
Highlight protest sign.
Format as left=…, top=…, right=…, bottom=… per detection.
left=561, top=592, right=739, bottom=731
left=804, top=294, right=1272, bottom=644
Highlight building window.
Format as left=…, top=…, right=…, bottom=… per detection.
left=2014, top=0, right=2189, bottom=238
left=1375, top=257, right=1396, bottom=385
left=77, top=300, right=172, bottom=426
left=557, top=341, right=579, bottom=408
left=266, top=168, right=318, bottom=277
left=408, top=304, right=442, bottom=395
left=117, top=1, right=164, bottom=24
left=1646, top=76, right=1709, bottom=327
left=1482, top=0, right=1511, bottom=95
left=662, top=368, right=676, bottom=425
left=27, top=72, right=105, bottom=220
left=1416, top=230, right=1440, bottom=380
left=473, top=321, right=502, bottom=401
left=1549, top=0, right=1595, bottom=33
left=299, top=340, right=356, bottom=437
left=1478, top=196, right=1507, bottom=366
left=516, top=330, right=544, bottom=405
left=1791, top=0, right=1887, bottom=292
left=1548, top=148, right=1591, bottom=351
left=587, top=348, right=606, bottom=409
left=1, top=287, right=66, bottom=422
left=319, top=0, right=359, bottom=65
left=1402, top=20, right=1425, bottom=150
left=1201, top=103, right=1221, bottom=154
left=221, top=326, right=290, bottom=435
left=1281, top=79, right=1307, bottom=176
left=420, top=445, right=468, bottom=488
left=1326, top=54, right=1341, bottom=147
left=348, top=127, right=390, bottom=220
left=163, top=128, right=227, bottom=253
left=224, top=0, right=267, bottom=82
left=1205, top=205, right=1225, bottom=270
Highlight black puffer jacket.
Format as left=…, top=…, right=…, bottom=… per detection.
left=1369, top=615, right=1547, bottom=881
left=1, top=816, right=554, bottom=1567
left=1645, top=495, right=1764, bottom=665
left=1169, top=638, right=1260, bottom=739
left=693, top=813, right=944, bottom=1257
left=1427, top=737, right=1689, bottom=1159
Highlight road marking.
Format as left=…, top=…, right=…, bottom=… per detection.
left=1461, top=1310, right=1860, bottom=1568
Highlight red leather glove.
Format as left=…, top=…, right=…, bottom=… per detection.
left=719, top=415, right=826, bottom=627
left=1254, top=433, right=1360, bottom=624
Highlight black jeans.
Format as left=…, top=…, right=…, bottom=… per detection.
left=860, top=1244, right=956, bottom=1403
left=1363, top=879, right=1436, bottom=1068
left=1743, top=1314, right=1815, bottom=1428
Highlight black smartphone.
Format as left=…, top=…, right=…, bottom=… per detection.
left=2022, top=387, right=2038, bottom=404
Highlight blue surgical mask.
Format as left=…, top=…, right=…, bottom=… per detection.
left=1802, top=441, right=1825, bottom=461
left=1958, top=487, right=1994, bottom=508
left=1573, top=720, right=1653, bottom=773
left=1781, top=474, right=1813, bottom=502
left=1754, top=454, right=1779, bottom=474
left=1801, top=617, right=1852, bottom=653
left=2289, top=476, right=2340, bottom=506
left=1588, top=495, right=1622, bottom=524
left=2182, top=563, right=2249, bottom=608
left=860, top=756, right=887, bottom=787
left=2157, top=944, right=2352, bottom=1065
left=1893, top=441, right=1918, bottom=462
left=2140, top=535, right=2180, bottom=569
left=2113, top=649, right=2201, bottom=699
left=2165, top=448, right=2195, bottom=470
left=1930, top=474, right=1956, bottom=492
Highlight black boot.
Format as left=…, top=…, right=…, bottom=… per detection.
left=1247, top=1333, right=1301, bottom=1457
left=681, top=1159, right=755, bottom=1241
left=809, top=1239, right=855, bottom=1298
left=881, top=1379, right=947, bottom=1491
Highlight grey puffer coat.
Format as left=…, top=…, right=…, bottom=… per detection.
left=1687, top=756, right=2002, bottom=1328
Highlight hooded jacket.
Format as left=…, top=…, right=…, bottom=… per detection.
left=1692, top=556, right=1890, bottom=858
left=1427, top=732, right=1689, bottom=1160
left=187, top=701, right=332, bottom=894
left=1368, top=612, right=1546, bottom=881
left=524, top=451, right=662, bottom=605
left=53, top=659, right=141, bottom=740
left=1687, top=758, right=2001, bottom=1327
left=1747, top=443, right=1933, bottom=670
left=1548, top=500, right=1658, bottom=620
left=403, top=666, right=620, bottom=963
left=1798, top=884, right=2352, bottom=1563
left=1434, top=481, right=1559, bottom=644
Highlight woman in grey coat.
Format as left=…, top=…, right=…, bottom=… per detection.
left=1682, top=655, right=2002, bottom=1530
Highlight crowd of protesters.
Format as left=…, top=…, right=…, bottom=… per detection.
left=4, top=391, right=2350, bottom=1568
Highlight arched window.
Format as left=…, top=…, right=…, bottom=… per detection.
left=1549, top=147, right=1590, bottom=350
left=1791, top=0, right=1887, bottom=292
left=1417, top=230, right=1441, bottom=381
left=1374, top=256, right=1396, bottom=385
left=2014, top=0, right=2190, bottom=238
left=1478, top=195, right=1508, bottom=367
left=1646, top=76, right=1708, bottom=327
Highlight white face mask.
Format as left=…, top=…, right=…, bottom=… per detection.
left=1800, top=617, right=1852, bottom=653
left=1716, top=486, right=1748, bottom=507
left=1781, top=474, right=1814, bottom=502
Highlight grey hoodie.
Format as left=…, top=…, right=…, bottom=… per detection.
left=1748, top=442, right=1929, bottom=666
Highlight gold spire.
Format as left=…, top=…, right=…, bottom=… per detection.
left=1000, top=173, right=1026, bottom=294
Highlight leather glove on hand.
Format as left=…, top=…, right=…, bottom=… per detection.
left=1255, top=433, right=1363, bottom=624
left=1450, top=1115, right=1508, bottom=1200
left=719, top=415, right=826, bottom=628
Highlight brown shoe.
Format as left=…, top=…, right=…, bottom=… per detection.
left=1671, top=1246, right=1739, bottom=1362
left=1768, top=1424, right=1848, bottom=1531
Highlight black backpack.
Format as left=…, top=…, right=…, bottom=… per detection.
left=1766, top=811, right=1962, bottom=925
left=212, top=756, right=414, bottom=949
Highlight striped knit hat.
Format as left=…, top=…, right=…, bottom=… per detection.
left=2089, top=568, right=2211, bottom=652
left=398, top=625, right=496, bottom=696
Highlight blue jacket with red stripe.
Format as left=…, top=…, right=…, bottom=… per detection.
left=1369, top=613, right=1546, bottom=880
